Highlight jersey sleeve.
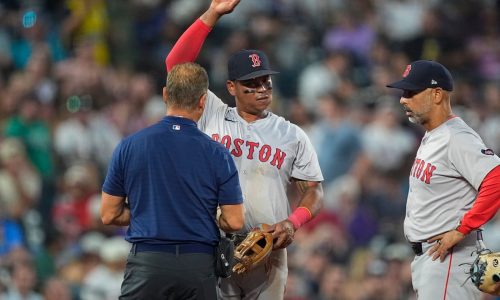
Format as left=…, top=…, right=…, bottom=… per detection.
left=291, top=127, right=324, bottom=182
left=448, top=131, right=500, bottom=190
left=102, top=140, right=127, bottom=197
left=198, top=90, right=227, bottom=131
left=165, top=19, right=212, bottom=71
left=457, top=165, right=500, bottom=235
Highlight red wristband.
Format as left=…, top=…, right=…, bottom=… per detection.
left=287, top=207, right=312, bottom=230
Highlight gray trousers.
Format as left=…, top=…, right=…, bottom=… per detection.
left=120, top=251, right=217, bottom=300
left=411, top=234, right=481, bottom=300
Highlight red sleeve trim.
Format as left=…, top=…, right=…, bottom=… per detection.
left=457, top=165, right=500, bottom=235
left=165, top=19, right=212, bottom=72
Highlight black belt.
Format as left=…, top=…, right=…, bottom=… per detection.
left=409, top=241, right=423, bottom=256
left=226, top=233, right=247, bottom=246
left=133, top=243, right=215, bottom=255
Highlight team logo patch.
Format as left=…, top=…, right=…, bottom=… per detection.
left=481, top=148, right=494, bottom=155
left=403, top=64, right=411, bottom=77
left=249, top=54, right=261, bottom=68
left=172, top=125, right=180, bottom=130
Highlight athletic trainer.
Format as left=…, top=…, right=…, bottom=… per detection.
left=101, top=62, right=245, bottom=300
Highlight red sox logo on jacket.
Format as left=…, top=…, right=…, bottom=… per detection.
left=410, top=158, right=436, bottom=184
left=212, top=134, right=287, bottom=170
left=249, top=54, right=261, bottom=67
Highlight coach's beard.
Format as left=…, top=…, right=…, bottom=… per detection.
left=405, top=108, right=424, bottom=125
left=407, top=112, right=427, bottom=125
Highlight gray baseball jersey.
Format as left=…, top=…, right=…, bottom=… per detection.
left=199, top=91, right=324, bottom=232
left=404, top=117, right=500, bottom=242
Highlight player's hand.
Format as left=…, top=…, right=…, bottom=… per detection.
left=427, top=230, right=465, bottom=262
left=265, top=220, right=295, bottom=250
left=209, top=0, right=240, bottom=17
left=202, top=0, right=240, bottom=27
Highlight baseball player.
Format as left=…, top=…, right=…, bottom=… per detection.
left=166, top=0, right=324, bottom=299
left=387, top=60, right=500, bottom=299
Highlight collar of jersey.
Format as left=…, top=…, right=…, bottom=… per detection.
left=163, top=116, right=197, bottom=126
left=226, top=107, right=272, bottom=124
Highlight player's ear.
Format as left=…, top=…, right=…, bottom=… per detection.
left=227, top=80, right=237, bottom=96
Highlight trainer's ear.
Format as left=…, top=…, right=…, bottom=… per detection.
left=199, top=92, right=207, bottom=110
left=227, top=80, right=236, bottom=96
left=163, top=87, right=168, bottom=104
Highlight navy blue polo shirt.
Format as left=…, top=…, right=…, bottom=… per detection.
left=102, top=116, right=243, bottom=246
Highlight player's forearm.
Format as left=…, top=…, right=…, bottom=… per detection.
left=287, top=181, right=323, bottom=230
left=295, top=181, right=324, bottom=217
left=165, top=19, right=212, bottom=72
left=457, top=165, right=500, bottom=235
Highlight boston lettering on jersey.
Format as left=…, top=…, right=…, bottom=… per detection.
left=212, top=134, right=286, bottom=169
left=410, top=158, right=436, bottom=184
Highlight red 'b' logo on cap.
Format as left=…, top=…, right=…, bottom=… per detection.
left=403, top=65, right=411, bottom=77
left=249, top=54, right=261, bottom=68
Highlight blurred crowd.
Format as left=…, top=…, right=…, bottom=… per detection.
left=0, top=0, right=498, bottom=299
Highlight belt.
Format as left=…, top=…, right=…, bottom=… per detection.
left=408, top=230, right=480, bottom=256
left=226, top=233, right=247, bottom=246
left=409, top=241, right=424, bottom=256
left=133, top=243, right=215, bottom=255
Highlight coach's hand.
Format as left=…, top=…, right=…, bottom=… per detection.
left=428, top=230, right=465, bottom=262
left=265, top=220, right=295, bottom=250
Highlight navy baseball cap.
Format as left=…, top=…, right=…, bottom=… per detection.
left=387, top=60, right=453, bottom=92
left=228, top=49, right=279, bottom=81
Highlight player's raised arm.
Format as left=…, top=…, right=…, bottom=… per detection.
left=165, top=0, right=241, bottom=72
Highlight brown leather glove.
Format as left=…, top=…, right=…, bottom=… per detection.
left=232, top=224, right=273, bottom=274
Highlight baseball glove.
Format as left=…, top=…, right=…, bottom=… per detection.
left=232, top=224, right=273, bottom=274
left=469, top=250, right=500, bottom=295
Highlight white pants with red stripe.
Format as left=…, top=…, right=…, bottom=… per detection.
left=411, top=234, right=481, bottom=300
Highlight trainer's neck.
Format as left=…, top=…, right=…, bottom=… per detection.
left=166, top=108, right=199, bottom=122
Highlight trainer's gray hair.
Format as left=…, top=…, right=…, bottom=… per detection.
left=166, top=63, right=209, bottom=110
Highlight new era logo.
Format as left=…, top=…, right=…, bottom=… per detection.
left=172, top=125, right=180, bottom=130
left=431, top=79, right=438, bottom=85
